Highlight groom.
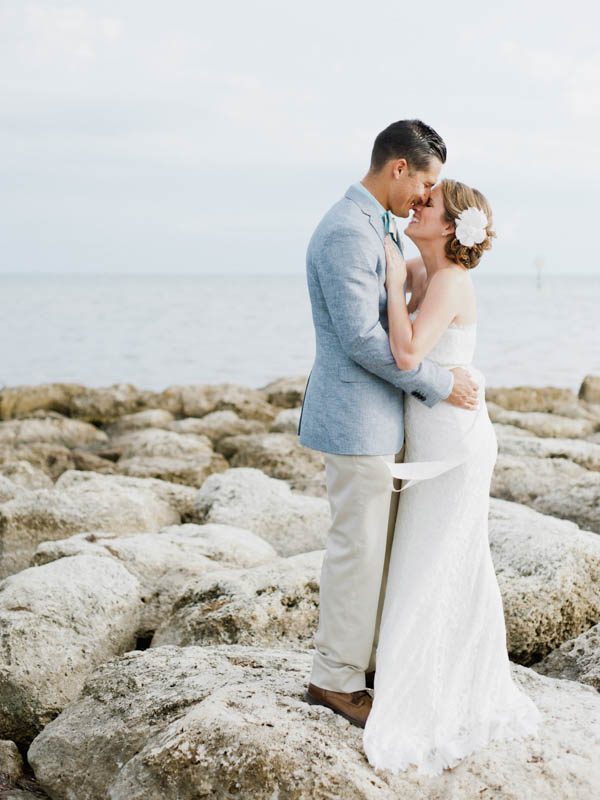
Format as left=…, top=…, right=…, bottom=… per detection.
left=298, top=119, right=479, bottom=727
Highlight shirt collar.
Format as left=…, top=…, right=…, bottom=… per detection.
left=352, top=181, right=387, bottom=217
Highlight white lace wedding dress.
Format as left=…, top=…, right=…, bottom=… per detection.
left=362, top=311, right=542, bottom=777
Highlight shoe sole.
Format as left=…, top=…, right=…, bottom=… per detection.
left=304, top=690, right=366, bottom=729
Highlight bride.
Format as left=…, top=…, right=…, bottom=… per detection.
left=362, top=179, right=542, bottom=776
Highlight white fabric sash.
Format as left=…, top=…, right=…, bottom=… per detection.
left=382, top=404, right=485, bottom=493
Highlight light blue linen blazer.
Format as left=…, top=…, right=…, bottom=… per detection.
left=297, top=183, right=454, bottom=455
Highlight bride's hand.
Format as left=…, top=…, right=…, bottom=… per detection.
left=384, top=235, right=407, bottom=291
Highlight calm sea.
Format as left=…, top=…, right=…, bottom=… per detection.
left=2, top=273, right=598, bottom=393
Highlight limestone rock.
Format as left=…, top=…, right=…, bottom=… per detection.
left=149, top=384, right=186, bottom=417
left=491, top=453, right=588, bottom=505
left=0, top=461, right=53, bottom=490
left=217, top=432, right=324, bottom=481
left=260, top=375, right=308, bottom=408
left=156, top=383, right=277, bottom=422
left=33, top=524, right=277, bottom=632
left=108, top=427, right=213, bottom=459
left=55, top=469, right=198, bottom=521
left=0, top=383, right=85, bottom=420
left=116, top=454, right=228, bottom=487
left=0, top=441, right=78, bottom=482
left=151, top=550, right=322, bottom=649
left=489, top=499, right=600, bottom=664
left=498, top=432, right=600, bottom=471
left=492, top=421, right=536, bottom=439
left=102, top=408, right=175, bottom=437
left=490, top=437, right=600, bottom=532
left=487, top=408, right=596, bottom=439
left=69, top=448, right=118, bottom=474
left=0, top=482, right=179, bottom=579
left=0, top=477, right=26, bottom=504
left=485, top=386, right=578, bottom=413
left=154, top=523, right=278, bottom=568
left=552, top=401, right=600, bottom=422
left=186, top=384, right=277, bottom=422
left=533, top=473, right=600, bottom=534
left=193, top=468, right=330, bottom=556
left=169, top=410, right=266, bottom=443
left=68, top=383, right=147, bottom=423
left=0, top=739, right=24, bottom=781
left=289, top=469, right=328, bottom=499
left=532, top=623, right=600, bottom=691
left=28, top=645, right=600, bottom=800
left=270, top=407, right=302, bottom=434
left=103, top=429, right=228, bottom=486
left=0, top=413, right=107, bottom=449
left=579, top=375, right=600, bottom=404
left=0, top=555, right=141, bottom=747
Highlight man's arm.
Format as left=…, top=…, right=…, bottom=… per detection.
left=315, top=226, right=453, bottom=406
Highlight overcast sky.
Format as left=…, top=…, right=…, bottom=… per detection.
left=1, top=0, right=599, bottom=275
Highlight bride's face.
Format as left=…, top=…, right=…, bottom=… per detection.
left=405, top=185, right=454, bottom=243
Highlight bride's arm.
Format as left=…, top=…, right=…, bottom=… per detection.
left=384, top=237, right=464, bottom=371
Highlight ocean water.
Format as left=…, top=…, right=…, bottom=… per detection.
left=1, top=273, right=598, bottom=393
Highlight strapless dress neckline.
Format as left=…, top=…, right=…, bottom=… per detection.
left=410, top=307, right=477, bottom=330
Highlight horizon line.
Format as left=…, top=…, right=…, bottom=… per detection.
left=0, top=271, right=593, bottom=278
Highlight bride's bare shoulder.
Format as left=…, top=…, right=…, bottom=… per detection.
left=429, top=266, right=476, bottom=323
left=429, top=265, right=473, bottom=295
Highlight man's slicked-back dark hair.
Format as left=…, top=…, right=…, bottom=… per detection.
left=370, top=119, right=447, bottom=173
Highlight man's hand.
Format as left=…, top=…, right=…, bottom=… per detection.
left=446, top=367, right=479, bottom=410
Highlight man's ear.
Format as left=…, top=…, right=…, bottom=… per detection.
left=391, top=158, right=408, bottom=177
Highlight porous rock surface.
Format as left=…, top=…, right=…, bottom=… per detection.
left=487, top=406, right=597, bottom=438
left=33, top=524, right=277, bottom=633
left=217, top=432, right=324, bottom=480
left=0, top=413, right=108, bottom=449
left=54, top=469, right=198, bottom=521
left=0, top=482, right=179, bottom=579
left=168, top=410, right=266, bottom=444
left=155, top=383, right=277, bottom=422
left=488, top=499, right=600, bottom=664
left=28, top=645, right=600, bottom=800
left=533, top=623, right=600, bottom=692
left=193, top=467, right=330, bottom=556
left=0, top=555, right=142, bottom=747
left=260, top=375, right=308, bottom=408
left=151, top=550, right=323, bottom=649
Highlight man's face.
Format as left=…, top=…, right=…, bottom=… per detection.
left=388, top=157, right=442, bottom=218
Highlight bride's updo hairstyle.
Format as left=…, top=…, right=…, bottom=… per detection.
left=440, top=179, right=496, bottom=270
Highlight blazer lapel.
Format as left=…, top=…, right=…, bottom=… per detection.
left=344, top=184, right=386, bottom=246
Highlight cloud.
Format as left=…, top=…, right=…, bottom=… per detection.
left=0, top=0, right=599, bottom=273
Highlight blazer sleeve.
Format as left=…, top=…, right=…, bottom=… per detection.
left=314, top=226, right=454, bottom=407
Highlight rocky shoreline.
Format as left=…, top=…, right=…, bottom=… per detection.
left=0, top=375, right=599, bottom=799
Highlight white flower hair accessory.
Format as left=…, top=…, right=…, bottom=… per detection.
left=454, top=206, right=488, bottom=247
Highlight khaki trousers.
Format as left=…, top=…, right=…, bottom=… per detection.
left=310, top=447, right=404, bottom=692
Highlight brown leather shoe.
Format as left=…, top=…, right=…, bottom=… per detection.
left=365, top=670, right=375, bottom=690
left=304, top=683, right=372, bottom=728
